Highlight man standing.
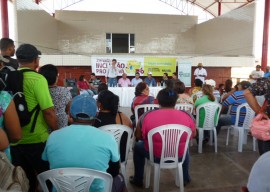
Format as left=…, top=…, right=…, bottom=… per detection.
left=194, top=63, right=207, bottom=84
left=118, top=73, right=131, bottom=87
left=0, top=38, right=19, bottom=69
left=249, top=65, right=264, bottom=84
left=10, top=44, right=58, bottom=192
left=131, top=72, right=143, bottom=87
left=106, top=59, right=118, bottom=87
left=144, top=72, right=157, bottom=87
left=42, top=94, right=124, bottom=191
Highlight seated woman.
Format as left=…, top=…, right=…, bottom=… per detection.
left=130, top=88, right=196, bottom=187
left=194, top=84, right=217, bottom=143
left=174, top=81, right=193, bottom=104
left=131, top=82, right=155, bottom=120
left=39, top=64, right=72, bottom=129
left=189, top=79, right=203, bottom=103
left=77, top=75, right=94, bottom=96
left=94, top=90, right=132, bottom=162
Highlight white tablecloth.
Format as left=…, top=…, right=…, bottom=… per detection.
left=109, top=87, right=162, bottom=107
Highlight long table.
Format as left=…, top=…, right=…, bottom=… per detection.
left=109, top=87, right=162, bottom=107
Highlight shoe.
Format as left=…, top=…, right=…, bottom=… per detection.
left=184, top=179, right=191, bottom=187
left=129, top=176, right=143, bottom=187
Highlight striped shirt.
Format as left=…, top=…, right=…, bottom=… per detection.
left=223, top=90, right=247, bottom=125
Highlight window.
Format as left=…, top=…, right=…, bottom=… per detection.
left=106, top=33, right=135, bottom=53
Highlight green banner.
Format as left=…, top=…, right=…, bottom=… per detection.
left=144, top=57, right=177, bottom=76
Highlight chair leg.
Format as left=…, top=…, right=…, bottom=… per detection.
left=238, top=128, right=243, bottom=152
left=198, top=129, right=204, bottom=153
left=253, top=137, right=256, bottom=151
left=213, top=129, right=218, bottom=153
left=209, top=131, right=213, bottom=146
left=145, top=159, right=151, bottom=189
left=226, top=127, right=231, bottom=146
left=120, top=162, right=127, bottom=185
left=153, top=164, right=161, bottom=192
left=176, top=164, right=184, bottom=192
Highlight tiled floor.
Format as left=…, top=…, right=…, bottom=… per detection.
left=119, top=107, right=259, bottom=192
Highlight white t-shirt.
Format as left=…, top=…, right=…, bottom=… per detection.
left=194, top=68, right=207, bottom=83
left=249, top=70, right=264, bottom=84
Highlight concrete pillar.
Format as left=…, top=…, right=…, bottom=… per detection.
left=0, top=0, right=9, bottom=37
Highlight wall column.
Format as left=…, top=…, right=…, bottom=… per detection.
left=0, top=0, right=9, bottom=37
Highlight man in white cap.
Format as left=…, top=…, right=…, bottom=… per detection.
left=144, top=71, right=157, bottom=87
left=194, top=63, right=207, bottom=83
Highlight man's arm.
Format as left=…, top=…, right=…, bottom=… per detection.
left=43, top=107, right=58, bottom=131
left=244, top=89, right=261, bottom=114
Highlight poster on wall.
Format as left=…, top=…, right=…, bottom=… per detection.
left=91, top=57, right=144, bottom=76
left=178, top=61, right=192, bottom=87
left=144, top=57, right=177, bottom=76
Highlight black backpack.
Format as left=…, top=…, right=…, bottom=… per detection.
left=0, top=66, right=40, bottom=132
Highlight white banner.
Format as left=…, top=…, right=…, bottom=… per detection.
left=178, top=61, right=192, bottom=87
left=91, top=57, right=144, bottom=76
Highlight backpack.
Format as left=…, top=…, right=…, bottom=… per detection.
left=0, top=151, right=29, bottom=191
left=0, top=66, right=40, bottom=131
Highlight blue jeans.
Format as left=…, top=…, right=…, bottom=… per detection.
left=108, top=77, right=117, bottom=87
left=133, top=140, right=191, bottom=183
left=216, top=114, right=232, bottom=135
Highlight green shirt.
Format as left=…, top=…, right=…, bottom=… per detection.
left=195, top=95, right=218, bottom=128
left=12, top=68, right=54, bottom=145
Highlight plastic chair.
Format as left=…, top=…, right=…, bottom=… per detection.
left=134, top=104, right=159, bottom=125
left=99, top=124, right=133, bottom=184
left=37, top=168, right=113, bottom=192
left=196, top=102, right=222, bottom=153
left=175, top=103, right=194, bottom=114
left=226, top=103, right=256, bottom=152
left=145, top=124, right=192, bottom=192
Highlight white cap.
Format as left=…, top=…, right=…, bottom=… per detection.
left=148, top=72, right=152, bottom=75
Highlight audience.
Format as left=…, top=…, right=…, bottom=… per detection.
left=144, top=72, right=157, bottom=87
left=0, top=38, right=19, bottom=69
left=118, top=73, right=131, bottom=87
left=131, top=72, right=143, bottom=87
left=216, top=81, right=251, bottom=135
left=39, top=64, right=72, bottom=129
left=94, top=90, right=132, bottom=162
left=77, top=75, right=93, bottom=96
left=174, top=81, right=193, bottom=104
left=89, top=72, right=101, bottom=95
left=42, top=94, right=126, bottom=192
left=10, top=44, right=58, bottom=191
left=131, top=82, right=155, bottom=119
left=130, top=88, right=196, bottom=187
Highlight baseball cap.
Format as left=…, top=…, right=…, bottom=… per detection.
left=256, top=65, right=261, bottom=68
left=70, top=94, right=98, bottom=121
left=0, top=55, right=9, bottom=63
left=16, top=44, right=41, bottom=62
left=148, top=72, right=152, bottom=75
left=204, top=79, right=216, bottom=87
left=247, top=151, right=270, bottom=192
left=197, top=63, right=203, bottom=67
left=240, top=81, right=251, bottom=89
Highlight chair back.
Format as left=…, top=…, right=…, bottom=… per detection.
left=256, top=95, right=265, bottom=107
left=191, top=91, right=203, bottom=102
left=147, top=124, right=192, bottom=169
left=37, top=168, right=113, bottom=192
left=134, top=104, right=159, bottom=125
left=196, top=102, right=222, bottom=129
left=175, top=103, right=194, bottom=113
left=99, top=124, right=133, bottom=162
left=234, top=103, right=255, bottom=129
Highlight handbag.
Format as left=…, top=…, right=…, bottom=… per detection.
left=250, top=99, right=270, bottom=141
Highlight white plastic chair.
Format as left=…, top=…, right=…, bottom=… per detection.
left=145, top=124, right=192, bottom=192
left=196, top=102, right=222, bottom=153
left=134, top=104, right=159, bottom=125
left=256, top=95, right=265, bottom=107
left=175, top=103, right=194, bottom=114
left=226, top=103, right=256, bottom=152
left=99, top=124, right=133, bottom=184
left=37, top=168, right=113, bottom=192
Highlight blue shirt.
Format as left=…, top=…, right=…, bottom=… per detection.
left=264, top=72, right=270, bottom=78
left=42, top=124, right=119, bottom=191
left=144, top=77, right=157, bottom=87
left=223, top=90, right=247, bottom=125
left=131, top=78, right=143, bottom=87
